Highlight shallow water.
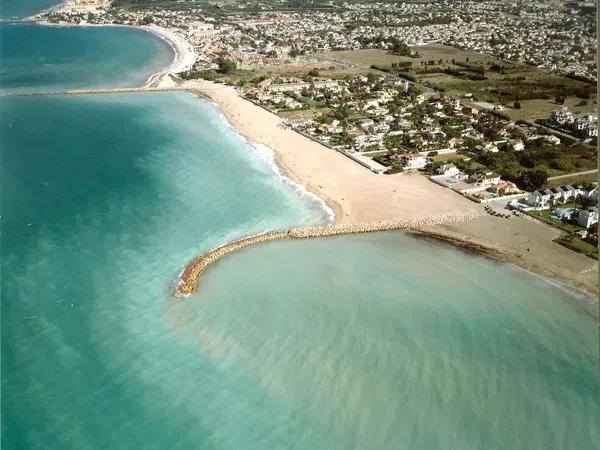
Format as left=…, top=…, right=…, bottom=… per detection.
left=0, top=22, right=173, bottom=93
left=176, top=232, right=599, bottom=449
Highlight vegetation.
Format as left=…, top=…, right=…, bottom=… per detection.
left=555, top=236, right=598, bottom=260
left=217, top=57, right=237, bottom=74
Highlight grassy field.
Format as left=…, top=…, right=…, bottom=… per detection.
left=545, top=173, right=598, bottom=188
left=319, top=49, right=423, bottom=67
left=555, top=236, right=598, bottom=260
left=319, top=46, right=596, bottom=118
left=503, top=97, right=597, bottom=120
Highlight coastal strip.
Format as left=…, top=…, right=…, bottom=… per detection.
left=174, top=212, right=483, bottom=297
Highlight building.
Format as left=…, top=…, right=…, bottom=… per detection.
left=470, top=171, right=501, bottom=187
left=577, top=207, right=598, bottom=229
left=550, top=107, right=575, bottom=126
left=437, top=163, right=460, bottom=176
left=398, top=154, right=427, bottom=170
left=492, top=181, right=519, bottom=196
left=527, top=190, right=552, bottom=208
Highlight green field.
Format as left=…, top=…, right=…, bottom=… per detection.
left=545, top=172, right=598, bottom=188
left=319, top=46, right=596, bottom=118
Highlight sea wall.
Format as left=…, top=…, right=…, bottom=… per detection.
left=174, top=212, right=482, bottom=297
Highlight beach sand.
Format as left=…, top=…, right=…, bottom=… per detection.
left=144, top=25, right=197, bottom=88
left=180, top=80, right=598, bottom=300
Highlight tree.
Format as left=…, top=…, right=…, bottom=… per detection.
left=518, top=169, right=548, bottom=191
left=308, top=68, right=320, bottom=77
left=217, top=57, right=236, bottom=74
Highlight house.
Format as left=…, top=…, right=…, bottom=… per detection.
left=583, top=186, right=598, bottom=202
left=462, top=106, right=479, bottom=116
left=483, top=142, right=499, bottom=153
left=550, top=187, right=566, bottom=202
left=527, top=190, right=551, bottom=208
left=542, top=135, right=561, bottom=145
left=396, top=154, right=427, bottom=170
left=492, top=181, right=519, bottom=195
left=359, top=118, right=375, bottom=130
left=437, top=163, right=460, bottom=176
left=397, top=119, right=413, bottom=129
left=550, top=107, right=575, bottom=126
left=577, top=207, right=598, bottom=229
left=470, top=171, right=501, bottom=186
left=511, top=139, right=525, bottom=151
left=562, top=185, right=580, bottom=201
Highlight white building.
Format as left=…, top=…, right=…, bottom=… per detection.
left=437, top=163, right=460, bottom=176
left=577, top=207, right=598, bottom=229
left=400, top=154, right=427, bottom=170
left=527, top=190, right=552, bottom=208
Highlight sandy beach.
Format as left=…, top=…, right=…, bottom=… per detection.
left=143, top=25, right=197, bottom=88
left=179, top=80, right=598, bottom=300
left=183, top=80, right=483, bottom=224
left=23, top=16, right=597, bottom=300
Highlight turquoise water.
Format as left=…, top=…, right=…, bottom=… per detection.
left=2, top=13, right=599, bottom=450
left=0, top=22, right=173, bottom=93
left=1, top=92, right=329, bottom=448
left=169, top=233, right=600, bottom=449
left=0, top=0, right=59, bottom=18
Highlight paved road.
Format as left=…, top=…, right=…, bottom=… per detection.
left=547, top=169, right=598, bottom=181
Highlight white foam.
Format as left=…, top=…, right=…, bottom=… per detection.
left=209, top=104, right=335, bottom=224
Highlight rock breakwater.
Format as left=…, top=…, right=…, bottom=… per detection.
left=174, top=212, right=482, bottom=297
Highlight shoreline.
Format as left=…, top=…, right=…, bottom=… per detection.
left=21, top=17, right=599, bottom=303
left=184, top=80, right=483, bottom=225
left=189, top=89, right=338, bottom=223
left=410, top=229, right=599, bottom=317
left=178, top=80, right=598, bottom=301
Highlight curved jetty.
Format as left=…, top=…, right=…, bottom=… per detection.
left=173, top=213, right=482, bottom=297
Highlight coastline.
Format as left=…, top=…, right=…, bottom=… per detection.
left=25, top=16, right=599, bottom=303
left=183, top=80, right=483, bottom=225
left=177, top=80, right=598, bottom=301
left=409, top=229, right=599, bottom=312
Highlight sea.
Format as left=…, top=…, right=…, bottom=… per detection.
left=1, top=2, right=599, bottom=449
